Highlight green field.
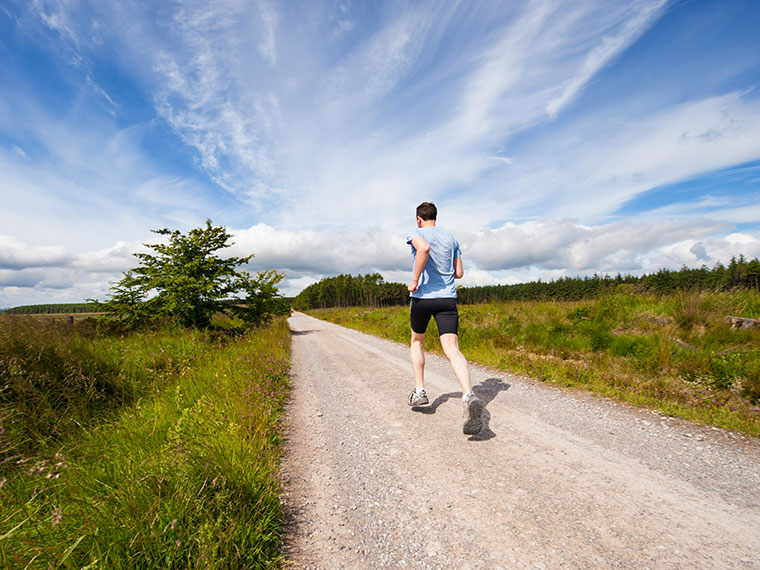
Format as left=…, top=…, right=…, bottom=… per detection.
left=0, top=314, right=290, bottom=569
left=307, top=289, right=760, bottom=437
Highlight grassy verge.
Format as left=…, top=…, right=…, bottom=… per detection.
left=0, top=315, right=290, bottom=569
left=306, top=290, right=760, bottom=437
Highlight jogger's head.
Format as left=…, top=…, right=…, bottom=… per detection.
left=416, top=202, right=437, bottom=221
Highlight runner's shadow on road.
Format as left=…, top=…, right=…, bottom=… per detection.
left=412, top=391, right=460, bottom=414
left=469, top=378, right=511, bottom=441
left=411, top=377, right=510, bottom=441
left=289, top=329, right=316, bottom=336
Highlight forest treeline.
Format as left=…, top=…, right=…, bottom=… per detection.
left=291, top=273, right=408, bottom=310
left=293, top=256, right=760, bottom=309
left=2, top=303, right=99, bottom=315
left=460, top=255, right=760, bottom=303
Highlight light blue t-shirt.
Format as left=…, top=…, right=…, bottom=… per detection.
left=406, top=226, right=462, bottom=299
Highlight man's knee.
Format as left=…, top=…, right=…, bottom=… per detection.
left=439, top=333, right=461, bottom=356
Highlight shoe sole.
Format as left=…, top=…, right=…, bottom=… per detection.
left=463, top=398, right=484, bottom=435
left=408, top=397, right=429, bottom=406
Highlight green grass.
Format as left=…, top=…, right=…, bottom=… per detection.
left=0, top=315, right=290, bottom=569
left=306, top=290, right=760, bottom=437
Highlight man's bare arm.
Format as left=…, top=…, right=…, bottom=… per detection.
left=408, top=236, right=430, bottom=293
left=454, top=257, right=464, bottom=279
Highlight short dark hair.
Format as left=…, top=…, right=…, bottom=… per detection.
left=416, top=202, right=437, bottom=221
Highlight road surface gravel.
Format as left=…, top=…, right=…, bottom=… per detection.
left=280, top=312, right=760, bottom=569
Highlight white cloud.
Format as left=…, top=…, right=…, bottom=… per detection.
left=229, top=224, right=409, bottom=275
left=231, top=217, right=759, bottom=289
left=80, top=1, right=676, bottom=232
left=271, top=1, right=676, bottom=230
left=72, top=241, right=141, bottom=273
left=458, top=90, right=760, bottom=224
left=10, top=145, right=27, bottom=159
left=2, top=216, right=758, bottom=306
left=0, top=235, right=71, bottom=269
left=257, top=0, right=279, bottom=65
left=461, top=218, right=730, bottom=272
left=545, top=0, right=667, bottom=118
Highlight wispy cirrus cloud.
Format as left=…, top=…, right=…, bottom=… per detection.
left=448, top=90, right=760, bottom=226
left=89, top=0, right=675, bottom=229
left=257, top=0, right=279, bottom=65
left=545, top=0, right=668, bottom=118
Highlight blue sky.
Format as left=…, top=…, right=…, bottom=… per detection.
left=1, top=0, right=760, bottom=306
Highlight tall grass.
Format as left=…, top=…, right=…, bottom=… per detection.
left=307, top=290, right=760, bottom=436
left=0, top=315, right=290, bottom=568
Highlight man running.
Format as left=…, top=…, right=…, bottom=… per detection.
left=406, top=202, right=483, bottom=435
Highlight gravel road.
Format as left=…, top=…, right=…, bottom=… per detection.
left=280, top=312, right=760, bottom=569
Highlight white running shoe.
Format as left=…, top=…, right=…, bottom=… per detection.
left=463, top=394, right=484, bottom=434
left=408, top=389, right=429, bottom=406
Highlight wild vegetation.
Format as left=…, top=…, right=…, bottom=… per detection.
left=308, top=289, right=760, bottom=436
left=0, top=314, right=290, bottom=568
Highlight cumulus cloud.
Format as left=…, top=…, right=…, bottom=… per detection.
left=2, top=216, right=759, bottom=304
left=0, top=269, right=47, bottom=289
left=229, top=224, right=409, bottom=275
left=458, top=218, right=733, bottom=273
left=0, top=235, right=71, bottom=270
left=229, top=218, right=759, bottom=293
left=0, top=236, right=146, bottom=307
left=73, top=241, right=141, bottom=273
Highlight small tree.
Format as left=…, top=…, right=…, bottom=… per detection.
left=95, top=220, right=288, bottom=328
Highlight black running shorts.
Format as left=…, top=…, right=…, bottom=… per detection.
left=410, top=297, right=459, bottom=335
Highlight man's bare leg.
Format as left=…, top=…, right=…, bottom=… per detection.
left=439, top=333, right=472, bottom=394
left=440, top=333, right=482, bottom=434
left=410, top=331, right=426, bottom=389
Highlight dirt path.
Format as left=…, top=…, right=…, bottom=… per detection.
left=280, top=312, right=760, bottom=569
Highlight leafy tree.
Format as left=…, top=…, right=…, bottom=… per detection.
left=94, top=220, right=288, bottom=328
left=97, top=270, right=152, bottom=328
left=230, top=269, right=291, bottom=325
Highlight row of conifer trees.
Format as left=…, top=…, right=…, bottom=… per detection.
left=291, top=273, right=408, bottom=310
left=292, top=256, right=760, bottom=309
left=2, top=303, right=98, bottom=315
